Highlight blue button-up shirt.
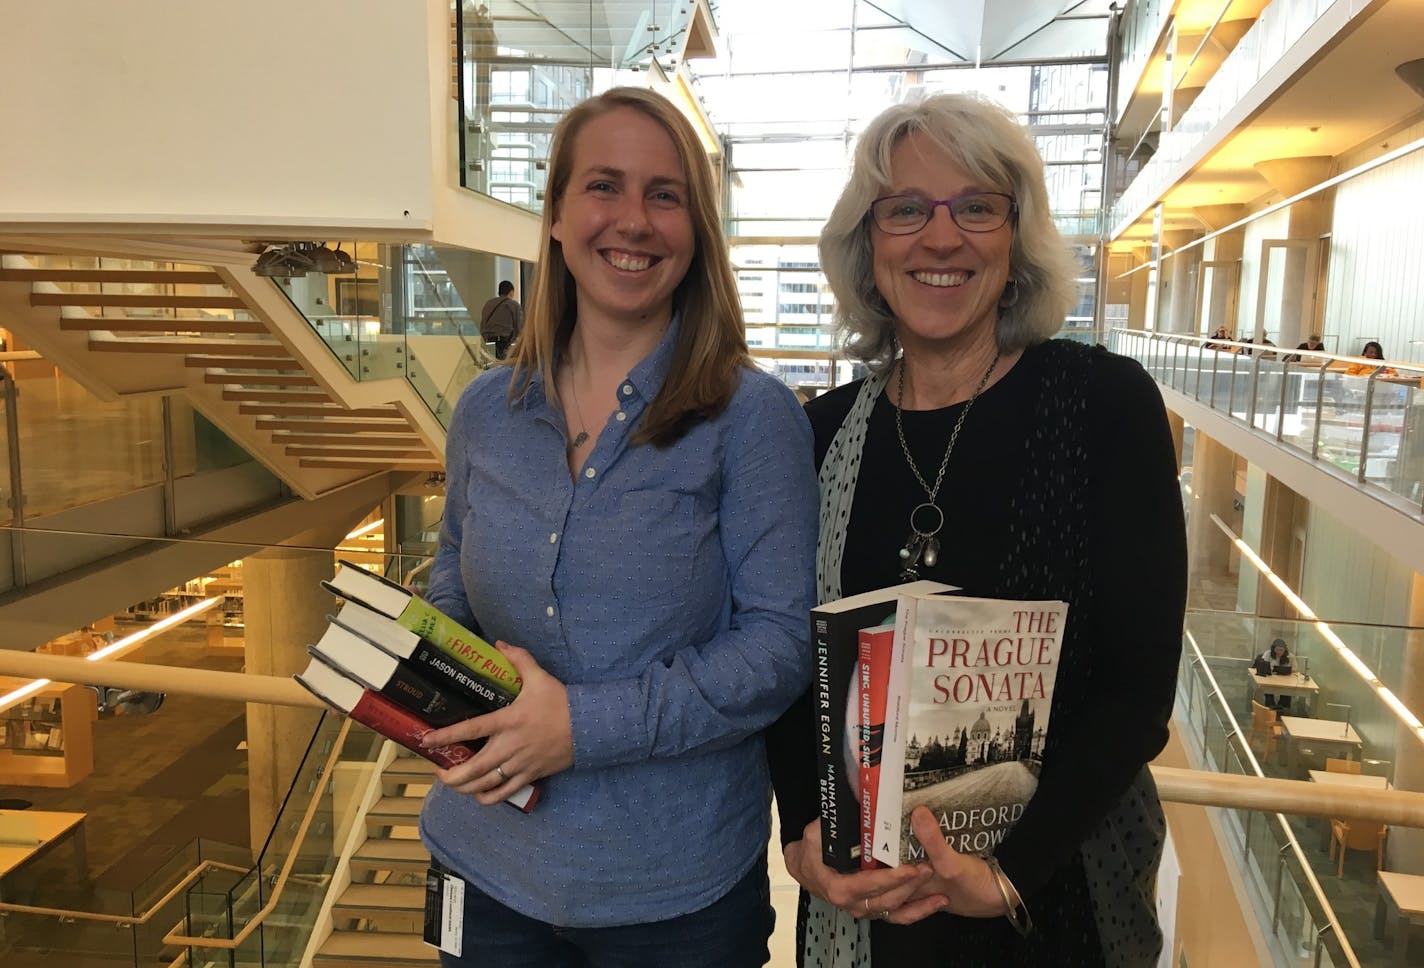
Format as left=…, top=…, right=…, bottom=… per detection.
left=421, top=318, right=817, bottom=927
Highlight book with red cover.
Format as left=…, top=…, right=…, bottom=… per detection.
left=295, top=656, right=539, bottom=813
left=857, top=623, right=895, bottom=869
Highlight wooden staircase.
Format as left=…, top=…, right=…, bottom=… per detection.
left=0, top=249, right=447, bottom=499
left=313, top=754, right=439, bottom=967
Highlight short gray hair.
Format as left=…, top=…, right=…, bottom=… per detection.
left=818, top=93, right=1077, bottom=372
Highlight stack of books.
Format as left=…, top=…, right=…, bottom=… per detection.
left=296, top=560, right=539, bottom=812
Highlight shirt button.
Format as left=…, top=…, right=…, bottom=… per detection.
left=615, top=411, right=627, bottom=422
left=621, top=384, right=633, bottom=396
left=549, top=532, right=558, bottom=543
left=546, top=606, right=555, bottom=617
left=585, top=467, right=596, bottom=479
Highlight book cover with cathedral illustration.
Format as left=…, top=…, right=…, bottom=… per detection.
left=872, top=594, right=1066, bottom=867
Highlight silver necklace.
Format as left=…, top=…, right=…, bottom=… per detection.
left=893, top=348, right=1001, bottom=580
left=565, top=366, right=591, bottom=449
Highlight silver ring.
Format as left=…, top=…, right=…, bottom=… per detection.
left=495, top=764, right=508, bottom=781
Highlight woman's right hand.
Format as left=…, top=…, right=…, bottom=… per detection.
left=783, top=819, right=939, bottom=924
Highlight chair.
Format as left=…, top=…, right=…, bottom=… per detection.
left=1328, top=818, right=1386, bottom=877
left=1249, top=701, right=1281, bottom=762
left=1325, top=757, right=1362, bottom=775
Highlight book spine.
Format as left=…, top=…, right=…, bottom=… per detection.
left=347, top=689, right=541, bottom=814
left=859, top=626, right=894, bottom=869
left=347, top=689, right=478, bottom=770
left=397, top=597, right=523, bottom=695
left=409, top=642, right=516, bottom=713
left=378, top=661, right=488, bottom=729
left=872, top=596, right=917, bottom=867
left=812, top=607, right=860, bottom=872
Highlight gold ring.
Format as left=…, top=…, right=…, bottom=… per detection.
left=495, top=764, right=508, bottom=780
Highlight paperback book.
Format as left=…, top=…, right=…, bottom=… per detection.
left=872, top=594, right=1066, bottom=867
left=810, top=580, right=955, bottom=872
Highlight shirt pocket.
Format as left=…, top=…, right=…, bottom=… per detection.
left=615, top=488, right=697, bottom=607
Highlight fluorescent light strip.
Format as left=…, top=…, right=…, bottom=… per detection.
left=0, top=678, right=52, bottom=715
left=344, top=519, right=384, bottom=541
left=86, top=597, right=223, bottom=662
left=1209, top=514, right=1424, bottom=746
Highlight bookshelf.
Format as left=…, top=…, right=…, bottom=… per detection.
left=0, top=682, right=95, bottom=788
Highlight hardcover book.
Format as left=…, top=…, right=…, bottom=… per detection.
left=810, top=580, right=955, bottom=871
left=309, top=624, right=492, bottom=729
left=857, top=623, right=895, bottom=870
left=295, top=656, right=539, bottom=813
left=323, top=561, right=522, bottom=695
left=331, top=600, right=516, bottom=713
left=872, top=594, right=1066, bottom=867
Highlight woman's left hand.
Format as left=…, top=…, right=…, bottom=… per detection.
left=420, top=642, right=575, bottom=805
left=892, top=807, right=1011, bottom=922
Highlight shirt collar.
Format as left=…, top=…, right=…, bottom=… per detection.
left=515, top=313, right=682, bottom=411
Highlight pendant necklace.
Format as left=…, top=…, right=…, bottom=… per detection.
left=893, top=347, right=1002, bottom=580
left=565, top=365, right=591, bottom=450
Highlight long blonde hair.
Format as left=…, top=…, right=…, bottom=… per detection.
left=508, top=87, right=748, bottom=446
left=819, top=93, right=1077, bottom=372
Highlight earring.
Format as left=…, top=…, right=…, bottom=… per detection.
left=998, top=279, right=1019, bottom=309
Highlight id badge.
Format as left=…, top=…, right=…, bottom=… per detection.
left=423, top=865, right=465, bottom=956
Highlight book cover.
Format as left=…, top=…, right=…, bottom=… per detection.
left=811, top=579, right=955, bottom=872
left=331, top=600, right=517, bottom=713
left=308, top=625, right=491, bottom=729
left=857, top=623, right=895, bottom=870
left=295, top=656, right=539, bottom=813
left=323, top=561, right=522, bottom=695
left=873, top=595, right=1066, bottom=867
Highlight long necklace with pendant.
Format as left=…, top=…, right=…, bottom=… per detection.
left=566, top=364, right=591, bottom=450
left=893, top=348, right=1001, bottom=580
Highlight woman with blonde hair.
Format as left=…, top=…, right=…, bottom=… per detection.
left=768, top=92, right=1186, bottom=967
left=421, top=86, right=818, bottom=967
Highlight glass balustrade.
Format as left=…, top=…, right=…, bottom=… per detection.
left=1178, top=609, right=1424, bottom=965
left=1111, top=0, right=1344, bottom=232
left=454, top=1, right=705, bottom=215
left=1114, top=330, right=1424, bottom=514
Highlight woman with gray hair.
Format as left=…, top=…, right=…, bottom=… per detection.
left=767, top=93, right=1186, bottom=966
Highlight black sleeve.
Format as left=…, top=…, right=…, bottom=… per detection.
left=993, top=354, right=1187, bottom=898
left=766, top=386, right=861, bottom=848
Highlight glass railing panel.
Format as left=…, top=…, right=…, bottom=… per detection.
left=1114, top=331, right=1424, bottom=514
left=10, top=367, right=166, bottom=519
left=1110, top=0, right=1341, bottom=229
left=0, top=379, right=13, bottom=527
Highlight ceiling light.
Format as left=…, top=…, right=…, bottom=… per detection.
left=308, top=244, right=357, bottom=274
left=1396, top=59, right=1424, bottom=99
left=252, top=242, right=354, bottom=278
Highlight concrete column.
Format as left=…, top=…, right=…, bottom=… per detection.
left=1167, top=411, right=1185, bottom=470
left=1255, top=477, right=1304, bottom=620
left=243, top=547, right=334, bottom=857
left=1253, top=157, right=1335, bottom=348
left=1162, top=230, right=1203, bottom=334
left=1186, top=431, right=1235, bottom=583
left=1388, top=572, right=1424, bottom=871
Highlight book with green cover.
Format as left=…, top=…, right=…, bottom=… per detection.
left=322, top=560, right=522, bottom=695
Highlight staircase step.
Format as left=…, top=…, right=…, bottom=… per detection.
left=332, top=882, right=425, bottom=932
left=0, top=267, right=225, bottom=284
left=61, top=316, right=268, bottom=333
left=314, top=930, right=437, bottom=966
left=352, top=838, right=431, bottom=875
left=367, top=797, right=422, bottom=828
left=31, top=291, right=244, bottom=309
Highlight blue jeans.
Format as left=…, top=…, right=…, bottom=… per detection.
left=434, top=858, right=773, bottom=968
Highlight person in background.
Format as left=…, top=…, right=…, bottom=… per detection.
left=766, top=92, right=1186, bottom=967
left=1257, top=638, right=1294, bottom=711
left=1204, top=326, right=1229, bottom=350
left=421, top=86, right=817, bottom=968
left=1285, top=333, right=1324, bottom=363
left=1345, top=340, right=1396, bottom=376
left=479, top=280, right=524, bottom=359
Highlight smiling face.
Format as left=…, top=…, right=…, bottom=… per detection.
left=550, top=106, right=695, bottom=333
left=871, top=132, right=1014, bottom=356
